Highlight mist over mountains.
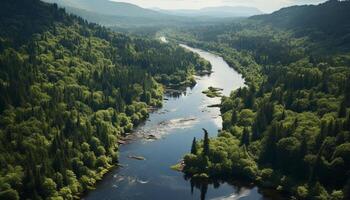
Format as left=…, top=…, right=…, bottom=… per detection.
left=43, top=0, right=262, bottom=27
left=44, top=0, right=167, bottom=18
left=153, top=6, right=263, bottom=18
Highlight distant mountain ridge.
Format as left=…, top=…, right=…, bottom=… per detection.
left=42, top=0, right=191, bottom=27
left=251, top=0, right=350, bottom=35
left=249, top=0, right=350, bottom=52
left=42, top=0, right=253, bottom=28
left=155, top=6, right=263, bottom=18
left=43, top=0, right=169, bottom=18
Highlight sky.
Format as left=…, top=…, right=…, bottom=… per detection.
left=111, top=0, right=327, bottom=13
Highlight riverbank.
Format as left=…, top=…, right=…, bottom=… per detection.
left=84, top=43, right=276, bottom=200
left=161, top=36, right=289, bottom=200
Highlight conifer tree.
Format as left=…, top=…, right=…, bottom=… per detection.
left=339, top=98, right=347, bottom=118
left=241, top=127, right=250, bottom=146
left=191, top=137, right=197, bottom=155
left=231, top=110, right=238, bottom=124
left=202, top=129, right=210, bottom=156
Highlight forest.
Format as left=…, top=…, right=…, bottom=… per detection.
left=0, top=0, right=211, bottom=199
left=1, top=0, right=350, bottom=199
left=174, top=0, right=350, bottom=199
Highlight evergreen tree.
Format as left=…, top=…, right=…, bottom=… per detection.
left=231, top=110, right=238, bottom=124
left=241, top=127, right=250, bottom=146
left=0, top=0, right=213, bottom=199
left=180, top=1, right=350, bottom=198
left=281, top=109, right=286, bottom=120
left=191, top=137, right=197, bottom=155
left=202, top=129, right=210, bottom=156
left=344, top=177, right=350, bottom=200
left=251, top=121, right=259, bottom=141
left=338, top=98, right=347, bottom=118
left=345, top=75, right=350, bottom=106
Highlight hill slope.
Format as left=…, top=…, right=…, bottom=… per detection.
left=42, top=0, right=192, bottom=28
left=0, top=0, right=211, bottom=199
left=43, top=0, right=165, bottom=18
left=251, top=0, right=350, bottom=43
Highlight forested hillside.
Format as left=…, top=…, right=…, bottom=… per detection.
left=251, top=0, right=350, bottom=36
left=172, top=0, right=350, bottom=199
left=0, top=0, right=211, bottom=199
left=42, top=0, right=176, bottom=27
left=251, top=0, right=350, bottom=53
left=42, top=0, right=217, bottom=29
left=43, top=0, right=163, bottom=18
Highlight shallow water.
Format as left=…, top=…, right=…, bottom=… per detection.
left=84, top=44, right=277, bottom=200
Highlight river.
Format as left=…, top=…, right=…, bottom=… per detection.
left=84, top=43, right=278, bottom=200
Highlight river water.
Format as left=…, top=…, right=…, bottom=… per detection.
left=84, top=44, right=277, bottom=200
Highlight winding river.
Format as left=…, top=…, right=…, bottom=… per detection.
left=84, top=42, right=278, bottom=200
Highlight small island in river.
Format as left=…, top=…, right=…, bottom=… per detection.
left=202, top=86, right=224, bottom=98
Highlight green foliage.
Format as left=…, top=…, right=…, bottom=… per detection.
left=0, top=0, right=211, bottom=199
left=42, top=178, right=58, bottom=197
left=202, top=129, right=210, bottom=157
left=180, top=1, right=350, bottom=199
left=191, top=137, right=197, bottom=155
left=0, top=190, right=19, bottom=200
left=202, top=86, right=223, bottom=98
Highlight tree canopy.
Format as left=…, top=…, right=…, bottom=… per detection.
left=0, top=0, right=211, bottom=199
left=178, top=1, right=350, bottom=199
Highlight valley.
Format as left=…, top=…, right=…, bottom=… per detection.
left=0, top=1, right=349, bottom=200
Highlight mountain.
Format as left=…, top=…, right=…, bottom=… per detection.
left=53, top=4, right=175, bottom=27
left=250, top=0, right=350, bottom=52
left=43, top=0, right=166, bottom=18
left=42, top=0, right=229, bottom=28
left=42, top=0, right=187, bottom=27
left=251, top=0, right=350, bottom=35
left=156, top=6, right=263, bottom=18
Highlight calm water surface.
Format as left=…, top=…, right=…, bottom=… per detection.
left=84, top=44, right=278, bottom=200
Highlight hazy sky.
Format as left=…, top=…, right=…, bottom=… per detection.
left=111, top=0, right=327, bottom=13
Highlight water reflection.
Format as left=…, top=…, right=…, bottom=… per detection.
left=164, top=82, right=197, bottom=98
left=84, top=44, right=276, bottom=200
left=186, top=176, right=256, bottom=200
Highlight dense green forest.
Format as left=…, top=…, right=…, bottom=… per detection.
left=173, top=0, right=350, bottom=199
left=1, top=0, right=350, bottom=199
left=0, top=0, right=211, bottom=199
